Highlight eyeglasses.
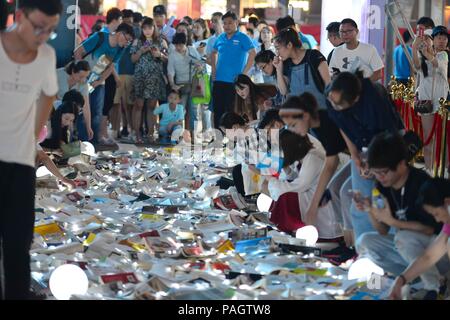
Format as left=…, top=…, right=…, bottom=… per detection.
left=339, top=29, right=356, bottom=35
left=24, top=13, right=58, bottom=40
left=121, top=32, right=133, bottom=45
left=371, top=168, right=390, bottom=177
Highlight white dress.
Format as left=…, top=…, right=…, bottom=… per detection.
left=416, top=51, right=449, bottom=112
left=267, top=135, right=343, bottom=239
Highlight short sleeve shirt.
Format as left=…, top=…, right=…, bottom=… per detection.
left=377, top=167, right=443, bottom=235
left=56, top=68, right=89, bottom=100
left=213, top=31, right=255, bottom=83
left=329, top=42, right=384, bottom=78
left=82, top=32, right=122, bottom=64
left=0, top=37, right=58, bottom=167
left=153, top=103, right=185, bottom=127
left=310, top=110, right=347, bottom=156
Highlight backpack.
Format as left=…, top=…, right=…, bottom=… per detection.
left=305, top=49, right=325, bottom=93
left=66, top=32, right=106, bottom=68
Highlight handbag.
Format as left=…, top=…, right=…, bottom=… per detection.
left=414, top=66, right=436, bottom=114
left=61, top=141, right=81, bottom=159
left=191, top=70, right=211, bottom=104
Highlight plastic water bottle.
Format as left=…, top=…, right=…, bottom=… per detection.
left=372, top=188, right=385, bottom=209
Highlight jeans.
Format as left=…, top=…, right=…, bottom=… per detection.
left=0, top=161, right=36, bottom=299
left=89, top=85, right=105, bottom=144
left=357, top=230, right=450, bottom=291
left=328, top=160, right=351, bottom=227
left=159, top=124, right=182, bottom=143
left=350, top=160, right=377, bottom=242
left=340, top=176, right=353, bottom=230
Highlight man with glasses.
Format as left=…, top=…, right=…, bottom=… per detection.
left=356, top=132, right=448, bottom=300
left=329, top=18, right=383, bottom=81
left=74, top=22, right=134, bottom=145
left=0, top=0, right=61, bottom=299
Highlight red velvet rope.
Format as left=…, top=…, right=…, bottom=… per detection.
left=422, top=113, right=440, bottom=147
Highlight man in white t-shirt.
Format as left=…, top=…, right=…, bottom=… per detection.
left=329, top=18, right=384, bottom=82
left=0, top=0, right=60, bottom=299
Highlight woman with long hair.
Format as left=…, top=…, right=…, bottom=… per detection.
left=412, top=28, right=449, bottom=171
left=193, top=18, right=210, bottom=59
left=234, top=74, right=277, bottom=123
left=262, top=129, right=343, bottom=240
left=40, top=101, right=79, bottom=150
left=131, top=17, right=168, bottom=143
left=57, top=60, right=93, bottom=141
left=258, top=26, right=275, bottom=53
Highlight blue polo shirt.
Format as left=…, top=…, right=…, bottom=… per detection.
left=327, top=79, right=400, bottom=151
left=213, top=31, right=255, bottom=83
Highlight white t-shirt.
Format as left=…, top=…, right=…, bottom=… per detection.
left=0, top=35, right=58, bottom=168
left=329, top=42, right=384, bottom=78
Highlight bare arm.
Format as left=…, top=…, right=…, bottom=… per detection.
left=318, top=60, right=331, bottom=86
left=211, top=50, right=218, bottom=81
left=389, top=219, right=435, bottom=235
left=370, top=68, right=383, bottom=82
left=36, top=151, right=76, bottom=188
left=305, top=155, right=340, bottom=223
left=273, top=56, right=289, bottom=95
left=35, top=93, right=56, bottom=139
left=390, top=232, right=448, bottom=299
left=73, top=45, right=86, bottom=61
left=242, top=48, right=257, bottom=75
left=367, top=207, right=391, bottom=235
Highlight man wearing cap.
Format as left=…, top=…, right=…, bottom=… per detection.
left=153, top=5, right=175, bottom=43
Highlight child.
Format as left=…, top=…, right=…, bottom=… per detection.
left=153, top=90, right=185, bottom=144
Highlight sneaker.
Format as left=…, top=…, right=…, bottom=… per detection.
left=121, top=127, right=129, bottom=137
left=99, top=137, right=115, bottom=146
left=324, top=245, right=357, bottom=265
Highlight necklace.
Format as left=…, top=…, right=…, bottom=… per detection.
left=390, top=186, right=407, bottom=220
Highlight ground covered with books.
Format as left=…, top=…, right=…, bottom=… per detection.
left=31, top=142, right=404, bottom=300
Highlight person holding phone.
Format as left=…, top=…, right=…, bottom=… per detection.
left=356, top=132, right=447, bottom=300
left=280, top=93, right=353, bottom=248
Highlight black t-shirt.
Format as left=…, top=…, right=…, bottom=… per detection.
left=310, top=110, right=347, bottom=157
left=282, top=49, right=326, bottom=91
left=377, top=167, right=443, bottom=234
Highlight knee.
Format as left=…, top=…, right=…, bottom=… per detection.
left=355, top=232, right=378, bottom=254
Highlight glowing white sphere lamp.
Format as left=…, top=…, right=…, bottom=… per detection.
left=257, top=193, right=273, bottom=212
left=49, top=264, right=89, bottom=300
left=295, top=226, right=319, bottom=246
left=347, top=257, right=384, bottom=281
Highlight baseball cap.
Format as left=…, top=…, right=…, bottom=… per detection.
left=153, top=5, right=166, bottom=16
left=432, top=25, right=448, bottom=38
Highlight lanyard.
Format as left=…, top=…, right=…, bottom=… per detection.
left=390, top=186, right=406, bottom=220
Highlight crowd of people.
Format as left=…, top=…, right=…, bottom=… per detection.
left=0, top=0, right=450, bottom=300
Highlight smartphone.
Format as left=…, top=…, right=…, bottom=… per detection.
left=332, top=67, right=341, bottom=75
left=417, top=26, right=424, bottom=37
